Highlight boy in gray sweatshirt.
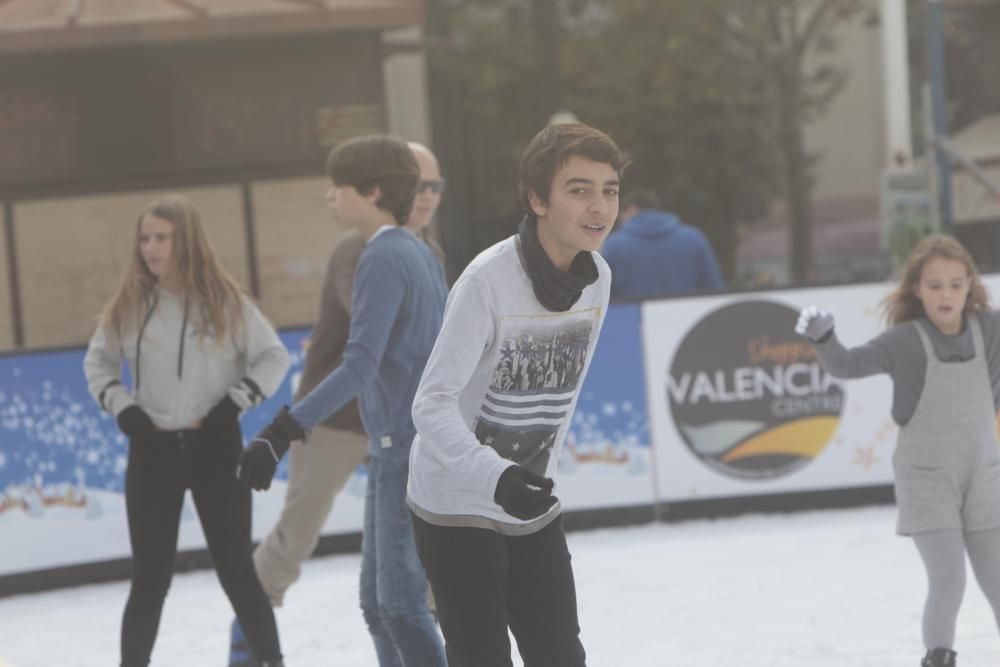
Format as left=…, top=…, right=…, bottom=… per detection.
left=406, top=123, right=628, bottom=666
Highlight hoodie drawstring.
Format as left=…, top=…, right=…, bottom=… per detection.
left=133, top=295, right=159, bottom=392
left=177, top=297, right=188, bottom=380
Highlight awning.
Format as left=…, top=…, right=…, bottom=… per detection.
left=0, top=0, right=423, bottom=54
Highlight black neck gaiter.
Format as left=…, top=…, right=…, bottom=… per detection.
left=517, top=217, right=598, bottom=312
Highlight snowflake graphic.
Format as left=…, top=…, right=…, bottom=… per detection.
left=852, top=445, right=880, bottom=471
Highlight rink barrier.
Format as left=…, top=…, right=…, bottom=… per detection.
left=7, top=276, right=969, bottom=594
left=1, top=486, right=899, bottom=598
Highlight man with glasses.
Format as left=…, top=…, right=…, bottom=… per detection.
left=408, top=143, right=447, bottom=263
left=228, top=141, right=447, bottom=666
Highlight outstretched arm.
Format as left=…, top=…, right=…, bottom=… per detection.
left=796, top=307, right=893, bottom=379
left=238, top=251, right=404, bottom=490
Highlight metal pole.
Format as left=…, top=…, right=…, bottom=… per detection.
left=881, top=0, right=913, bottom=168
left=240, top=182, right=261, bottom=300
left=534, top=0, right=562, bottom=124
left=926, top=0, right=953, bottom=232
left=3, top=199, right=23, bottom=347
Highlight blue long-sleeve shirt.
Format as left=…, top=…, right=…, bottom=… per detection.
left=602, top=209, right=725, bottom=300
left=290, top=226, right=448, bottom=457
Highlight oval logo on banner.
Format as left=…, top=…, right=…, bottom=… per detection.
left=667, top=299, right=844, bottom=480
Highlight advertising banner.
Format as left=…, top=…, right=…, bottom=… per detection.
left=11, top=276, right=999, bottom=579
left=557, top=303, right=656, bottom=510
left=642, top=285, right=898, bottom=501
left=0, top=304, right=656, bottom=578
left=0, top=329, right=366, bottom=577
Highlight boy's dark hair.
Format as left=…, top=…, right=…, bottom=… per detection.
left=326, top=135, right=419, bottom=225
left=622, top=189, right=662, bottom=211
left=518, top=123, right=630, bottom=221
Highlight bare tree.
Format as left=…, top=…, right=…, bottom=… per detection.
left=721, top=0, right=867, bottom=284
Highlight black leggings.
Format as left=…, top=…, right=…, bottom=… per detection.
left=412, top=513, right=586, bottom=667
left=120, top=424, right=281, bottom=666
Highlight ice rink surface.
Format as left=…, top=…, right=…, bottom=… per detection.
left=2, top=505, right=998, bottom=666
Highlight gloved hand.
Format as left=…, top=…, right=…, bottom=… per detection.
left=202, top=395, right=241, bottom=436
left=795, top=306, right=835, bottom=343
left=494, top=465, right=558, bottom=520
left=237, top=406, right=305, bottom=491
left=116, top=405, right=156, bottom=442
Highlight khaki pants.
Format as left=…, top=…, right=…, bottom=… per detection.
left=252, top=425, right=368, bottom=607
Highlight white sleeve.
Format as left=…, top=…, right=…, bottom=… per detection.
left=230, top=299, right=290, bottom=409
left=412, top=274, right=516, bottom=495
left=83, top=324, right=135, bottom=417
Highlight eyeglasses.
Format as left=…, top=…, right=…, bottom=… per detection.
left=416, top=178, right=446, bottom=194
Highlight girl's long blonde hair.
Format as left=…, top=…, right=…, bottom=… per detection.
left=882, top=233, right=988, bottom=326
left=100, top=194, right=245, bottom=341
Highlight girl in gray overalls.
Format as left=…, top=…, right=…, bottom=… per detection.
left=797, top=234, right=1000, bottom=667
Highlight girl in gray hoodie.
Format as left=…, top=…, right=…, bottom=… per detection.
left=84, top=194, right=289, bottom=667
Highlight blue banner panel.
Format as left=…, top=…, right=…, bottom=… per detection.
left=0, top=329, right=310, bottom=575
left=0, top=303, right=659, bottom=577
left=559, top=303, right=656, bottom=510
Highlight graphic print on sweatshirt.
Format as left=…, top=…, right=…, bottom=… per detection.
left=475, top=312, right=598, bottom=476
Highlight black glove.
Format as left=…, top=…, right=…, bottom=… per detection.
left=202, top=395, right=241, bottom=436
left=116, top=405, right=156, bottom=442
left=494, top=465, right=557, bottom=520
left=237, top=406, right=305, bottom=491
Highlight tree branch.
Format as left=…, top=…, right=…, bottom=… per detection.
left=711, top=6, right=769, bottom=63
left=794, top=0, right=856, bottom=61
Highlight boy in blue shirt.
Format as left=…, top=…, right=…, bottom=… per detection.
left=239, top=135, right=447, bottom=667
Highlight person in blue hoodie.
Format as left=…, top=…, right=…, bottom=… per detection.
left=602, top=189, right=725, bottom=299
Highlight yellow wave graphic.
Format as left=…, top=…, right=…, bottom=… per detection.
left=720, top=416, right=839, bottom=463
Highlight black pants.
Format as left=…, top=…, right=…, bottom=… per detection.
left=120, top=424, right=281, bottom=667
left=411, top=513, right=586, bottom=667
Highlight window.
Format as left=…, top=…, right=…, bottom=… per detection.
left=14, top=186, right=246, bottom=348
left=252, top=177, right=346, bottom=327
